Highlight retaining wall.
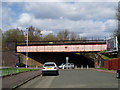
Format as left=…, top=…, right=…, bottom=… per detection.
left=104, top=58, right=120, bottom=70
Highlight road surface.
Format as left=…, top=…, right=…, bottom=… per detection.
left=18, top=69, right=118, bottom=88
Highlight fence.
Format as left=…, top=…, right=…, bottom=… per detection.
left=104, top=58, right=120, bottom=70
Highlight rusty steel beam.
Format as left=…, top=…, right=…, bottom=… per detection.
left=17, top=44, right=107, bottom=53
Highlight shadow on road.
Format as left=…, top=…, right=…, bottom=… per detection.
left=42, top=74, right=59, bottom=76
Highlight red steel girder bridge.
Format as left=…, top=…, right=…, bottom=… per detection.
left=16, top=40, right=107, bottom=53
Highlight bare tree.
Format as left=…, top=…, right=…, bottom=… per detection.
left=34, top=29, right=43, bottom=41
left=57, top=29, right=70, bottom=40
left=44, top=33, right=57, bottom=41
left=28, top=26, right=35, bottom=41
left=70, top=32, right=80, bottom=40
left=27, top=26, right=43, bottom=41
left=57, top=32, right=64, bottom=40
left=64, top=29, right=70, bottom=40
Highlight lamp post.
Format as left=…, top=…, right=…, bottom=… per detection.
left=26, top=28, right=28, bottom=68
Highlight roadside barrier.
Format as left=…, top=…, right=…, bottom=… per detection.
left=87, top=65, right=89, bottom=69
left=104, top=58, right=120, bottom=70
left=81, top=65, right=83, bottom=69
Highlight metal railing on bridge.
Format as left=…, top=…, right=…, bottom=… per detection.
left=16, top=40, right=106, bottom=46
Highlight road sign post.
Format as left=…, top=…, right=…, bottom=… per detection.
left=66, top=57, right=69, bottom=69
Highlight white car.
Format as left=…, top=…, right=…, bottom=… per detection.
left=64, top=63, right=75, bottom=69
left=58, top=63, right=65, bottom=69
left=58, top=63, right=75, bottom=69
left=42, top=62, right=59, bottom=76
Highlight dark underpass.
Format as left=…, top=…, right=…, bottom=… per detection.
left=22, top=52, right=95, bottom=68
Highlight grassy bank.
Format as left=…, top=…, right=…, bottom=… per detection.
left=18, top=68, right=39, bottom=73
left=99, top=51, right=116, bottom=60
left=97, top=68, right=108, bottom=70
left=97, top=68, right=116, bottom=71
left=101, top=54, right=116, bottom=60
left=0, top=68, right=39, bottom=76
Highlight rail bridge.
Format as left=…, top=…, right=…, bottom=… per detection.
left=16, top=40, right=107, bottom=53
left=16, top=40, right=107, bottom=67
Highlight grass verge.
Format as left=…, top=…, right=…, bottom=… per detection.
left=0, top=68, right=39, bottom=76
left=97, top=68, right=116, bottom=71
left=18, top=68, right=39, bottom=73
left=99, top=50, right=116, bottom=60
left=101, top=54, right=116, bottom=60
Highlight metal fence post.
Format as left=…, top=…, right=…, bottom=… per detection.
left=7, top=68, right=9, bottom=75
left=17, top=66, right=18, bottom=73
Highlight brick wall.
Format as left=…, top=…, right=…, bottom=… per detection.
left=2, top=51, right=18, bottom=67
left=104, top=58, right=120, bottom=70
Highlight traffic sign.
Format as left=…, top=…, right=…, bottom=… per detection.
left=66, top=57, right=69, bottom=61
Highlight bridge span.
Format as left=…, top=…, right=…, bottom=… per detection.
left=16, top=40, right=107, bottom=53
left=16, top=40, right=107, bottom=67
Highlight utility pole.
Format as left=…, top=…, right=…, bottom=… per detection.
left=26, top=28, right=28, bottom=68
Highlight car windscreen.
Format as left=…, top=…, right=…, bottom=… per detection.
left=44, top=64, right=55, bottom=67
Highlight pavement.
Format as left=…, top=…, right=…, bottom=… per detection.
left=2, top=69, right=42, bottom=89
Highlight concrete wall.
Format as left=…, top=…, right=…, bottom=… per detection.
left=22, top=54, right=43, bottom=67
left=2, top=51, right=18, bottom=67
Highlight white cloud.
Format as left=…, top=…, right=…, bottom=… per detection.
left=18, top=13, right=33, bottom=25
left=2, top=7, right=12, bottom=24
left=2, top=6, right=14, bottom=31
left=11, top=12, right=117, bottom=38
left=2, top=0, right=120, bottom=2
left=2, top=2, right=118, bottom=39
left=41, top=30, right=53, bottom=35
left=24, top=2, right=117, bottom=20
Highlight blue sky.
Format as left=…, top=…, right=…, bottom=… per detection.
left=1, top=1, right=118, bottom=39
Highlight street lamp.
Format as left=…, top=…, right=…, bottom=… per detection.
left=26, top=28, right=28, bottom=68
